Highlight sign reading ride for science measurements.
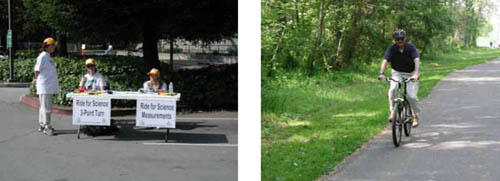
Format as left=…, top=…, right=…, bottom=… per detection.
left=136, top=99, right=176, bottom=128
left=72, top=98, right=111, bottom=125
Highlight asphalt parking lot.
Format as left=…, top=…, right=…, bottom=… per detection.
left=0, top=88, right=237, bottom=181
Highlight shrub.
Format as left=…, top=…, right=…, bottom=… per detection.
left=0, top=58, right=37, bottom=82
left=16, top=50, right=40, bottom=59
left=171, top=64, right=238, bottom=111
left=1, top=54, right=237, bottom=111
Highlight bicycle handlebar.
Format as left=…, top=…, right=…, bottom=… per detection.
left=385, top=77, right=411, bottom=83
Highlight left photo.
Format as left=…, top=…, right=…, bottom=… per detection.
left=0, top=0, right=238, bottom=180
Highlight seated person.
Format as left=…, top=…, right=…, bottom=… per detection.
left=79, top=58, right=106, bottom=91
left=143, top=68, right=167, bottom=92
left=78, top=58, right=117, bottom=136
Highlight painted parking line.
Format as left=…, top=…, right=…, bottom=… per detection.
left=143, top=142, right=238, bottom=147
left=177, top=117, right=238, bottom=121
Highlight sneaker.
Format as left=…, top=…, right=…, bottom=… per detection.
left=43, top=126, right=55, bottom=136
left=38, top=125, right=44, bottom=132
left=412, top=116, right=420, bottom=128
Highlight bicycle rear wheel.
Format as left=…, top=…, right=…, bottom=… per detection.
left=392, top=104, right=403, bottom=147
left=403, top=103, right=412, bottom=136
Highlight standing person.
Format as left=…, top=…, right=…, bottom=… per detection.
left=104, top=43, right=113, bottom=55
left=32, top=37, right=59, bottom=136
left=143, top=68, right=167, bottom=92
left=79, top=58, right=107, bottom=91
left=378, top=29, right=421, bottom=128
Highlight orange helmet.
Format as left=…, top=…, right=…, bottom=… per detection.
left=85, top=58, right=97, bottom=66
left=147, top=68, right=160, bottom=76
left=43, top=37, right=56, bottom=46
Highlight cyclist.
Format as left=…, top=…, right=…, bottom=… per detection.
left=378, top=29, right=421, bottom=128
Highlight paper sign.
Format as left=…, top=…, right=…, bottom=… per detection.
left=136, top=99, right=176, bottom=128
left=72, top=97, right=111, bottom=125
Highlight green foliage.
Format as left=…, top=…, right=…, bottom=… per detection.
left=262, top=0, right=493, bottom=73
left=23, top=0, right=87, bottom=41
left=16, top=50, right=41, bottom=59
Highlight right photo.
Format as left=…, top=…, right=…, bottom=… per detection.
left=262, top=0, right=500, bottom=180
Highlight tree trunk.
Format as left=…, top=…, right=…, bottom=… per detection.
left=330, top=31, right=343, bottom=68
left=270, top=27, right=286, bottom=69
left=381, top=23, right=385, bottom=38
left=0, top=35, right=3, bottom=50
left=294, top=0, right=300, bottom=25
left=421, top=41, right=428, bottom=57
left=308, top=0, right=326, bottom=74
left=329, top=0, right=343, bottom=68
left=464, top=0, right=473, bottom=47
left=341, top=0, right=364, bottom=66
left=142, top=21, right=160, bottom=70
left=170, top=38, right=174, bottom=71
left=56, top=33, right=68, bottom=57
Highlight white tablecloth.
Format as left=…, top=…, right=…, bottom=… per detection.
left=66, top=91, right=181, bottom=101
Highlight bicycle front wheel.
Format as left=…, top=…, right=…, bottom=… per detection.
left=392, top=104, right=403, bottom=147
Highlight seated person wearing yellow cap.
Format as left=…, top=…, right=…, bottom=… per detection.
left=78, top=58, right=118, bottom=136
left=143, top=68, right=166, bottom=92
left=79, top=58, right=107, bottom=91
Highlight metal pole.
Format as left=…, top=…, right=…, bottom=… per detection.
left=8, top=0, right=13, bottom=81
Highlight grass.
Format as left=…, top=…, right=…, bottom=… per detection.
left=261, top=47, right=500, bottom=181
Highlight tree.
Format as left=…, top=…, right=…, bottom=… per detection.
left=24, top=0, right=83, bottom=56
left=0, top=0, right=8, bottom=49
left=0, top=0, right=56, bottom=58
left=55, top=0, right=237, bottom=71
left=262, top=0, right=491, bottom=74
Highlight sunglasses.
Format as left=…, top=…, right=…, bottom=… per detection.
left=395, top=37, right=404, bottom=41
left=86, top=65, right=96, bottom=68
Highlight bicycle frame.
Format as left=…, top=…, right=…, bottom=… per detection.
left=387, top=77, right=410, bottom=111
left=387, top=77, right=414, bottom=146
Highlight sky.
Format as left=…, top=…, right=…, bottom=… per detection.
left=478, top=0, right=500, bottom=46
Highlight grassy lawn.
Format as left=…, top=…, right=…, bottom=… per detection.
left=261, top=47, right=500, bottom=181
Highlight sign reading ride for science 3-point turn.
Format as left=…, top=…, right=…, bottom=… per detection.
left=136, top=99, right=176, bottom=128
left=72, top=98, right=111, bottom=125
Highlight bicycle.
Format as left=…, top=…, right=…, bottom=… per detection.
left=386, top=77, right=413, bottom=147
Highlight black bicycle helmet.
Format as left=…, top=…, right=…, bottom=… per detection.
left=393, top=29, right=406, bottom=40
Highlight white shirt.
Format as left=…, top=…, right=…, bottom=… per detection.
left=143, top=80, right=167, bottom=92
left=34, top=52, right=59, bottom=94
left=81, top=72, right=106, bottom=91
